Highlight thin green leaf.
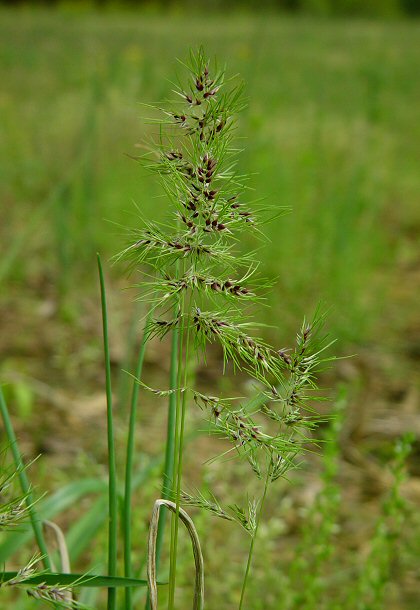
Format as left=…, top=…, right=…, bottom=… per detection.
left=0, top=478, right=107, bottom=563
left=97, top=254, right=118, bottom=610
left=0, top=572, right=163, bottom=588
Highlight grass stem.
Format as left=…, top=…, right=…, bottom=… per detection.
left=238, top=472, right=270, bottom=610
left=168, top=292, right=192, bottom=610
left=124, top=309, right=151, bottom=610
left=167, top=304, right=185, bottom=610
left=145, top=308, right=180, bottom=610
left=97, top=254, right=118, bottom=610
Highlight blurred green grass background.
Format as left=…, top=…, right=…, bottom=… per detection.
left=1, top=8, right=419, bottom=352
left=1, top=7, right=420, bottom=610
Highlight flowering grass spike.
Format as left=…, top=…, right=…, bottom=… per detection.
left=118, top=48, right=334, bottom=610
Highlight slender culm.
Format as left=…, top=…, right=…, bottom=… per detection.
left=97, top=255, right=118, bottom=610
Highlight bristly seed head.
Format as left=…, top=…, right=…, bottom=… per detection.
left=278, top=349, right=293, bottom=366
left=165, top=150, right=183, bottom=161
left=118, top=48, right=332, bottom=498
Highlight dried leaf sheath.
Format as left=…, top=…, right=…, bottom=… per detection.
left=147, top=500, right=204, bottom=610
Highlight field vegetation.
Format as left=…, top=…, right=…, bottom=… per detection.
left=0, top=7, right=419, bottom=610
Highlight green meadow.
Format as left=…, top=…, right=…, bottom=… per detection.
left=1, top=10, right=419, bottom=344
left=0, top=8, right=419, bottom=610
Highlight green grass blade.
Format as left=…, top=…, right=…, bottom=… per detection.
left=0, top=459, right=161, bottom=567
left=157, top=322, right=179, bottom=550
left=123, top=309, right=151, bottom=610
left=0, top=386, right=52, bottom=570
left=0, top=572, right=155, bottom=588
left=97, top=254, right=118, bottom=610
left=68, top=455, right=161, bottom=565
left=66, top=496, right=108, bottom=562
left=78, top=562, right=105, bottom=608
left=144, top=322, right=179, bottom=610
left=168, top=310, right=191, bottom=610
left=0, top=478, right=107, bottom=563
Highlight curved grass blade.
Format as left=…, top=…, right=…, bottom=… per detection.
left=147, top=499, right=203, bottom=610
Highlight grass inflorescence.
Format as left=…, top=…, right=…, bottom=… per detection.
left=117, top=47, right=335, bottom=610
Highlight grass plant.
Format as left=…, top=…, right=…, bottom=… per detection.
left=116, top=47, right=334, bottom=609
left=0, top=387, right=153, bottom=608
left=0, top=34, right=417, bottom=610
left=350, top=434, right=414, bottom=610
